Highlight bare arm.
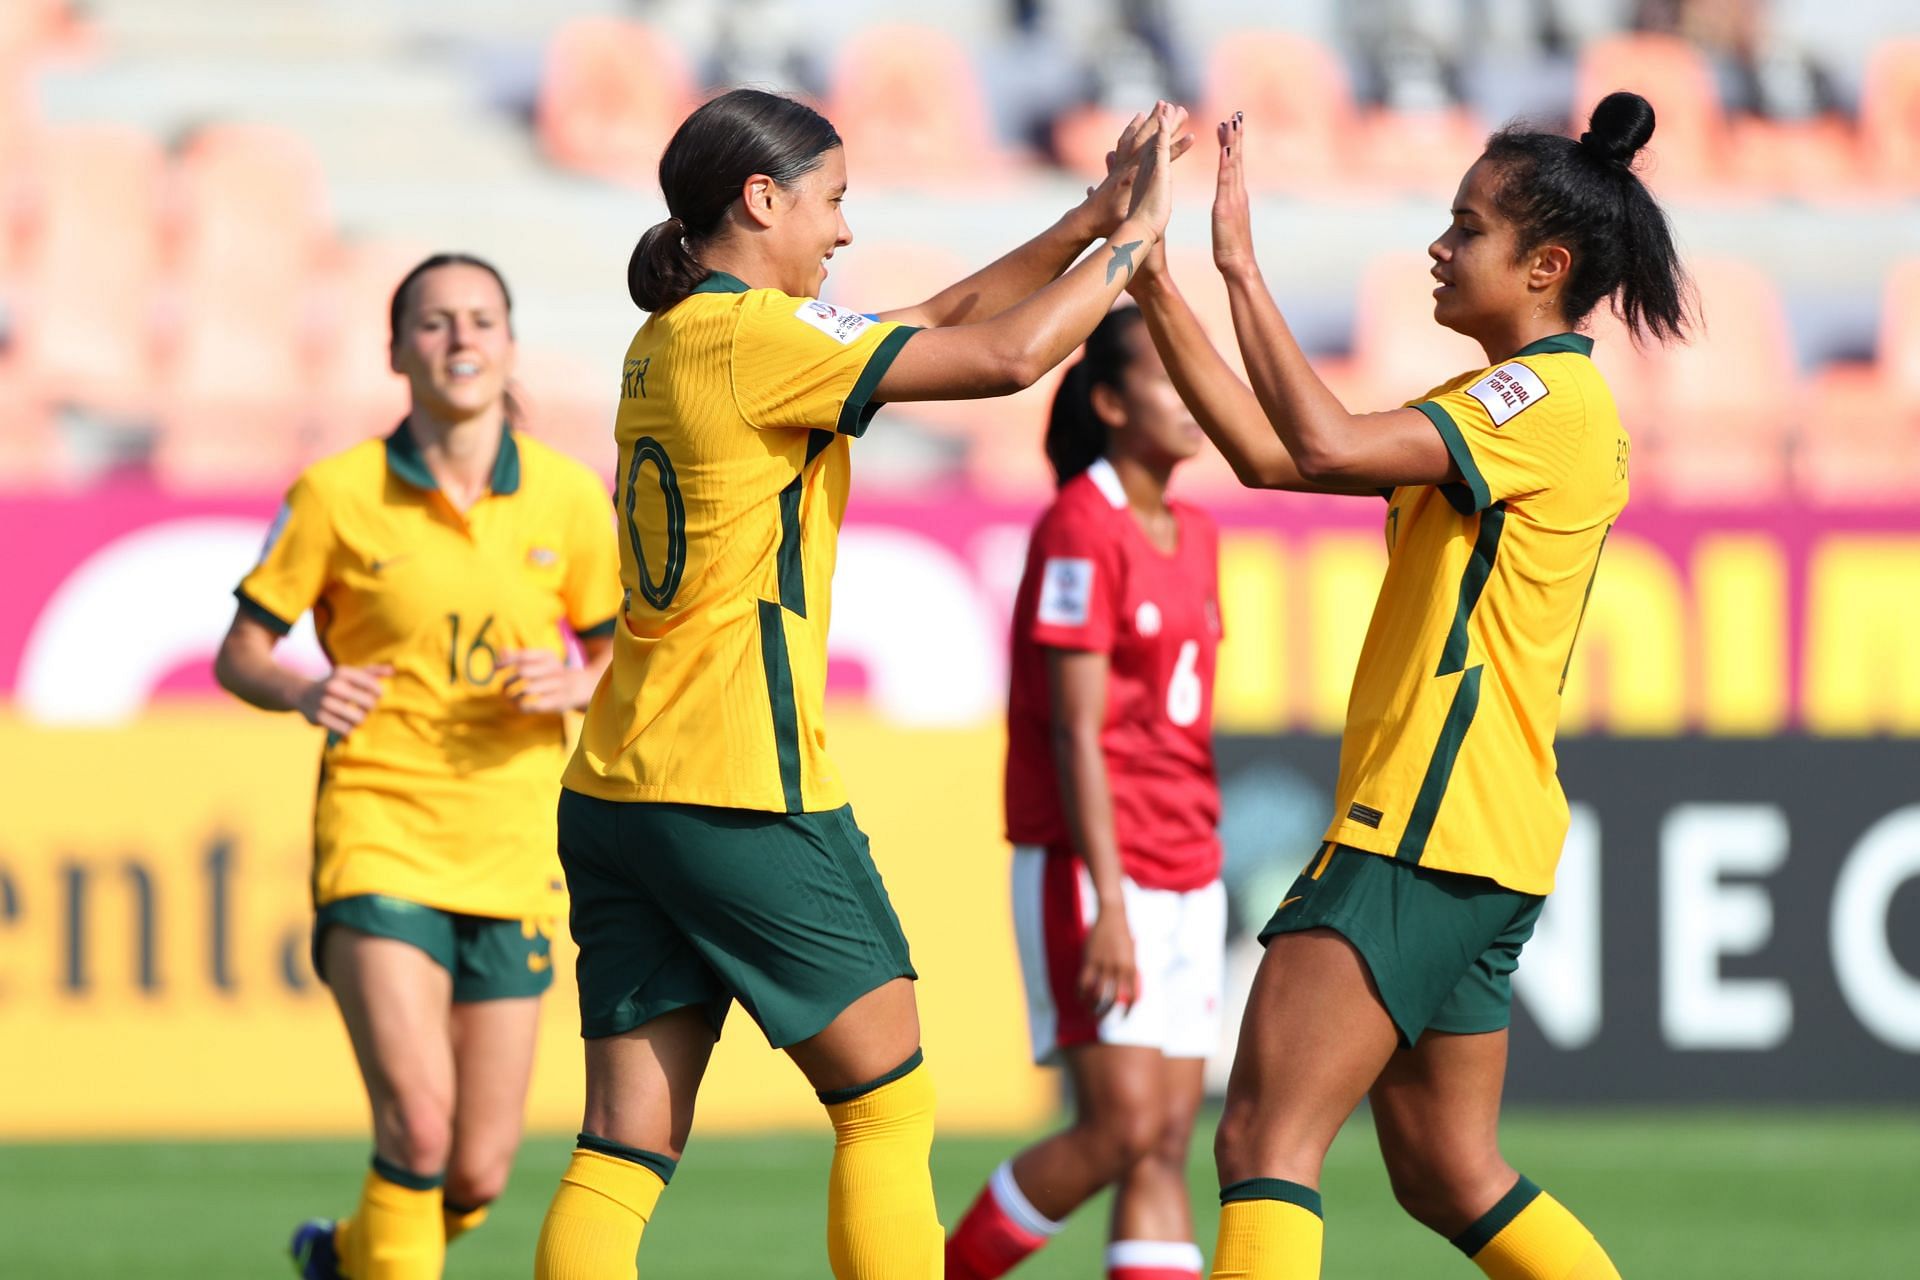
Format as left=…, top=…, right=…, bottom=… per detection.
left=873, top=104, right=1181, bottom=403
left=1211, top=113, right=1458, bottom=488
left=213, top=611, right=389, bottom=735
left=1130, top=247, right=1361, bottom=493
left=874, top=112, right=1192, bottom=329
left=1045, top=647, right=1138, bottom=1014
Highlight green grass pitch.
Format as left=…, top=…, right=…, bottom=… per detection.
left=5, top=1109, right=1916, bottom=1277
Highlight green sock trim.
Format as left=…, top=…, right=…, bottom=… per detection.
left=370, top=1155, right=445, bottom=1192
left=1220, top=1177, right=1323, bottom=1218
left=576, top=1133, right=678, bottom=1185
left=443, top=1197, right=490, bottom=1216
left=816, top=1047, right=924, bottom=1105
left=1451, top=1175, right=1542, bottom=1257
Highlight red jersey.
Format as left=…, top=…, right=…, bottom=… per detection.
left=1004, top=458, right=1223, bottom=891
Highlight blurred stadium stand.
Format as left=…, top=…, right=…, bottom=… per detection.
left=0, top=0, right=1915, bottom=503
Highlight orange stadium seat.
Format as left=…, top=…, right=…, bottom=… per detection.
left=1873, top=258, right=1920, bottom=401
left=0, top=365, right=60, bottom=486
left=1198, top=32, right=1359, bottom=194
left=1793, top=364, right=1920, bottom=505
left=0, top=0, right=68, bottom=65
left=1792, top=260, right=1920, bottom=505
left=1633, top=257, right=1795, bottom=505
left=1861, top=39, right=1920, bottom=192
left=13, top=123, right=165, bottom=411
left=1727, top=114, right=1865, bottom=198
left=155, top=124, right=332, bottom=492
left=1358, top=107, right=1489, bottom=197
left=310, top=239, right=425, bottom=455
left=167, top=123, right=329, bottom=398
left=821, top=240, right=980, bottom=436
left=828, top=26, right=1004, bottom=188
left=537, top=17, right=694, bottom=184
left=1050, top=105, right=1141, bottom=181
left=1318, top=252, right=1486, bottom=413
left=510, top=346, right=618, bottom=478
left=1573, top=34, right=1728, bottom=194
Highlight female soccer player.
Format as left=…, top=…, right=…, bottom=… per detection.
left=1128, top=92, right=1690, bottom=1279
left=531, top=89, right=1183, bottom=1280
left=213, top=254, right=622, bottom=1280
left=946, top=304, right=1224, bottom=1280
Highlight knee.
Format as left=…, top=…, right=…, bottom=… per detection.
left=1154, top=1102, right=1201, bottom=1169
left=444, top=1159, right=510, bottom=1211
left=1212, top=1095, right=1260, bottom=1180
left=375, top=1095, right=454, bottom=1175
left=1380, top=1147, right=1509, bottom=1236
left=1077, top=1106, right=1163, bottom=1179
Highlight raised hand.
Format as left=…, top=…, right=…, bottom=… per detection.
left=1213, top=111, right=1256, bottom=276
left=1124, top=101, right=1183, bottom=242
left=1078, top=107, right=1196, bottom=238
left=296, top=664, right=392, bottom=736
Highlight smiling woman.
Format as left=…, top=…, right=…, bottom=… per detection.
left=1124, top=92, right=1694, bottom=1280
left=531, top=87, right=1187, bottom=1280
left=211, top=253, right=625, bottom=1280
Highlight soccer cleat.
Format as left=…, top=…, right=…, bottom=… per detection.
left=289, top=1218, right=342, bottom=1280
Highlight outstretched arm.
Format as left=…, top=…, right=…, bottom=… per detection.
left=1130, top=246, right=1360, bottom=492
left=1210, top=113, right=1457, bottom=489
left=874, top=104, right=1182, bottom=403
left=873, top=112, right=1193, bottom=330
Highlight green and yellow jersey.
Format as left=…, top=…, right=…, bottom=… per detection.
left=563, top=272, right=917, bottom=813
left=237, top=423, right=623, bottom=918
left=1325, top=333, right=1627, bottom=895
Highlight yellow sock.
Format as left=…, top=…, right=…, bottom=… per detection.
left=1209, top=1180, right=1324, bottom=1279
left=345, top=1159, right=445, bottom=1280
left=1453, top=1177, right=1622, bottom=1280
left=334, top=1218, right=356, bottom=1272
left=820, top=1051, right=942, bottom=1280
left=533, top=1141, right=673, bottom=1280
left=442, top=1200, right=490, bottom=1245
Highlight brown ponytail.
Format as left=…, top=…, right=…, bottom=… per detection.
left=627, top=88, right=842, bottom=314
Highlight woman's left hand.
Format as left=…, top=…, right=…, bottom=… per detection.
left=1212, top=112, right=1257, bottom=277
left=502, top=648, right=589, bottom=712
left=1078, top=106, right=1196, bottom=238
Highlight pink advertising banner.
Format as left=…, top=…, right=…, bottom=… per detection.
left=1, top=483, right=1915, bottom=734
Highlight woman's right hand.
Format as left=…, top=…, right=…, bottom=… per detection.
left=1079, top=904, right=1140, bottom=1018
left=295, top=664, right=392, bottom=736
left=1122, top=101, right=1184, bottom=245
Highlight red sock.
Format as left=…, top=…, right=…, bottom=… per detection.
left=1107, top=1238, right=1205, bottom=1279
left=945, top=1161, right=1060, bottom=1280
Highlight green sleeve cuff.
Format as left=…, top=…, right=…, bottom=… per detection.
left=575, top=616, right=618, bottom=641
left=233, top=588, right=295, bottom=637
left=1414, top=400, right=1491, bottom=515
left=836, top=325, right=919, bottom=437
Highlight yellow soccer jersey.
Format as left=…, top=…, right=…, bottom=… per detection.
left=237, top=423, right=623, bottom=917
left=564, top=272, right=918, bottom=812
left=1324, top=333, right=1627, bottom=895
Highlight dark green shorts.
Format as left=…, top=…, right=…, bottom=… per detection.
left=313, top=895, right=554, bottom=1002
left=557, top=790, right=916, bottom=1047
left=1260, top=844, right=1543, bottom=1047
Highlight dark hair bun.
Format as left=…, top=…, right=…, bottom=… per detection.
left=1580, top=91, right=1656, bottom=166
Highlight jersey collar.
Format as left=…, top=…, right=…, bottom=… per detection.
left=1086, top=456, right=1129, bottom=509
left=385, top=420, right=522, bottom=496
left=1511, top=332, right=1594, bottom=358
left=690, top=271, right=751, bottom=295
